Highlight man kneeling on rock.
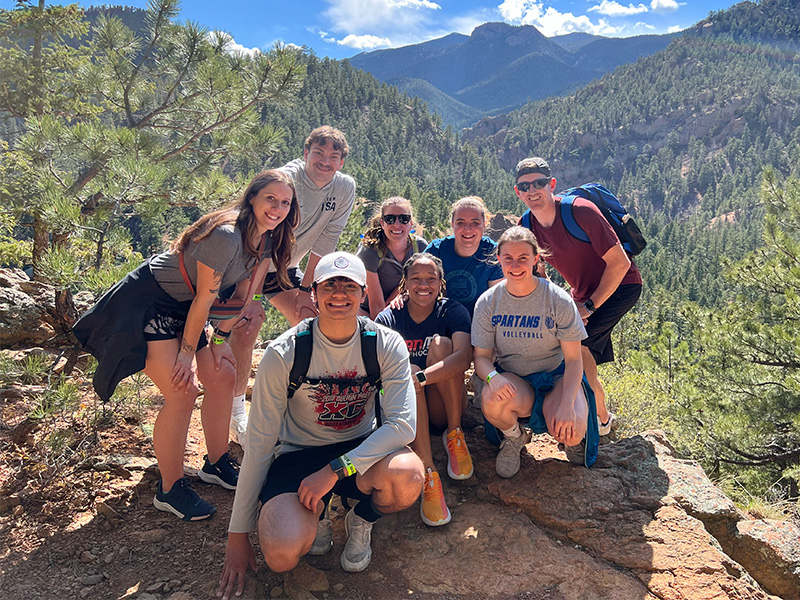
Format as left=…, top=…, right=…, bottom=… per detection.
left=218, top=252, right=423, bottom=598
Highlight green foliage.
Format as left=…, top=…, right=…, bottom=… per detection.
left=0, top=0, right=305, bottom=303
left=20, top=352, right=49, bottom=384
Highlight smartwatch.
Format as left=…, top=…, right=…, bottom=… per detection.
left=584, top=299, right=596, bottom=314
left=415, top=371, right=427, bottom=386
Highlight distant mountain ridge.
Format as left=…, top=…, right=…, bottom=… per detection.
left=349, top=22, right=676, bottom=127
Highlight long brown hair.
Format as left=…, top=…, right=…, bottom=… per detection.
left=362, top=196, right=415, bottom=259
left=172, top=170, right=299, bottom=289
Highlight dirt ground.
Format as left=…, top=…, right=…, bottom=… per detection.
left=1, top=356, right=569, bottom=600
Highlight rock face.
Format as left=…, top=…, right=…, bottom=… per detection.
left=0, top=268, right=57, bottom=348
left=360, top=429, right=798, bottom=600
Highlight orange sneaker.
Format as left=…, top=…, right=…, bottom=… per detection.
left=442, top=427, right=474, bottom=480
left=420, top=468, right=451, bottom=527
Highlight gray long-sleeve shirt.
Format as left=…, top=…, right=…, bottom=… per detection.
left=228, top=319, right=416, bottom=533
left=273, top=158, right=356, bottom=271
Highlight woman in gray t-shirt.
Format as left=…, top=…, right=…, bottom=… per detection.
left=471, top=226, right=599, bottom=477
left=73, top=170, right=299, bottom=521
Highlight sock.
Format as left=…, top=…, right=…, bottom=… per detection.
left=501, top=422, right=522, bottom=439
left=231, top=393, right=246, bottom=418
left=354, top=496, right=384, bottom=523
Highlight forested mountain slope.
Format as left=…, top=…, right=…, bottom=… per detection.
left=463, top=0, right=800, bottom=306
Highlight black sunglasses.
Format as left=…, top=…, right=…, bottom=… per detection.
left=382, top=214, right=412, bottom=225
left=516, top=178, right=551, bottom=192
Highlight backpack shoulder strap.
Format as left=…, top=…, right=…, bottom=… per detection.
left=357, top=316, right=383, bottom=427
left=287, top=317, right=315, bottom=398
left=520, top=210, right=532, bottom=230
left=357, top=316, right=382, bottom=390
left=558, top=192, right=591, bottom=244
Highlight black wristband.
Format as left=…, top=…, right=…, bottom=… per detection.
left=214, top=328, right=231, bottom=338
left=298, top=284, right=312, bottom=293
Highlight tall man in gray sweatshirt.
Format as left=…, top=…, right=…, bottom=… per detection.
left=229, top=127, right=357, bottom=444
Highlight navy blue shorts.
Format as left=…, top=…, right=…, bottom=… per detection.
left=583, top=283, right=641, bottom=365
left=491, top=362, right=599, bottom=467
left=259, top=436, right=371, bottom=506
left=263, top=267, right=304, bottom=296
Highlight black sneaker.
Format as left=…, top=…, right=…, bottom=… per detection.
left=198, top=452, right=239, bottom=490
left=153, top=478, right=216, bottom=521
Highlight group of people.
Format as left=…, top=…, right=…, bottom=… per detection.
left=72, top=126, right=641, bottom=595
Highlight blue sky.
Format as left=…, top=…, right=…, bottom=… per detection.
left=3, top=0, right=743, bottom=58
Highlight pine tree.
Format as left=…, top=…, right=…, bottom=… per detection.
left=0, top=0, right=305, bottom=339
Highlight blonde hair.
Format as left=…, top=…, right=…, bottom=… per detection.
left=450, top=196, right=487, bottom=224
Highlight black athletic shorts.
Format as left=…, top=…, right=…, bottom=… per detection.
left=583, top=283, right=642, bottom=365
left=262, top=267, right=304, bottom=296
left=259, top=436, right=370, bottom=506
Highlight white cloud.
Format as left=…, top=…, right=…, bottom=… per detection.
left=667, top=24, right=683, bottom=33
left=589, top=1, right=648, bottom=17
left=650, top=0, right=683, bottom=13
left=335, top=34, right=393, bottom=49
left=635, top=21, right=656, bottom=30
left=324, top=0, right=440, bottom=34
left=497, top=1, right=618, bottom=36
left=209, top=31, right=261, bottom=57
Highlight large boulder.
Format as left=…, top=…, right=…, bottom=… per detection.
left=361, top=429, right=797, bottom=600
left=0, top=268, right=57, bottom=348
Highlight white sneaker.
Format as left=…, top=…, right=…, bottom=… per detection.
left=340, top=507, right=373, bottom=572
left=229, top=411, right=248, bottom=446
left=598, top=412, right=616, bottom=436
left=309, top=517, right=333, bottom=555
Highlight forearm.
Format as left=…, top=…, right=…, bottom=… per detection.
left=589, top=247, right=630, bottom=307
left=181, top=297, right=215, bottom=352
left=560, top=355, right=584, bottom=409
left=301, top=253, right=322, bottom=288
left=473, top=353, right=495, bottom=383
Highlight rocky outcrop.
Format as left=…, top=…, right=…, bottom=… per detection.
left=0, top=268, right=58, bottom=348
left=357, top=429, right=798, bottom=600
left=0, top=268, right=92, bottom=349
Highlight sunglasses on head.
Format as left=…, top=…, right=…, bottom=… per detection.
left=382, top=214, right=412, bottom=225
left=516, top=178, right=551, bottom=192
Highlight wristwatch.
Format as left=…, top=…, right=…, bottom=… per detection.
left=415, top=371, right=427, bottom=386
left=584, top=299, right=596, bottom=314
left=298, top=284, right=312, bottom=293
left=329, top=457, right=346, bottom=480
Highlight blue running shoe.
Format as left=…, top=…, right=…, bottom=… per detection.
left=198, top=452, right=239, bottom=490
left=153, top=478, right=216, bottom=521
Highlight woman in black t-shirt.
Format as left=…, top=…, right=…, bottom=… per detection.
left=375, top=253, right=472, bottom=527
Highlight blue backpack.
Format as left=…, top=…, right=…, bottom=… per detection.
left=521, top=182, right=647, bottom=256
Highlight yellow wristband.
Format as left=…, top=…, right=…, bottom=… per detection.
left=340, top=454, right=357, bottom=477
left=211, top=336, right=225, bottom=345
left=486, top=369, right=499, bottom=384
left=253, top=294, right=262, bottom=301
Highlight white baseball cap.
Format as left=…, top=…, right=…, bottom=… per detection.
left=313, top=252, right=367, bottom=287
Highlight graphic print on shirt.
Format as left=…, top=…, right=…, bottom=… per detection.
left=404, top=335, right=437, bottom=364
left=446, top=269, right=477, bottom=304
left=491, top=313, right=547, bottom=339
left=308, top=368, right=376, bottom=431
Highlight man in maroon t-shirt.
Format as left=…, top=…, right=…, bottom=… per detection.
left=514, top=157, right=642, bottom=437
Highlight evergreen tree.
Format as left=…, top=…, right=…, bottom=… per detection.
left=0, top=0, right=304, bottom=338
